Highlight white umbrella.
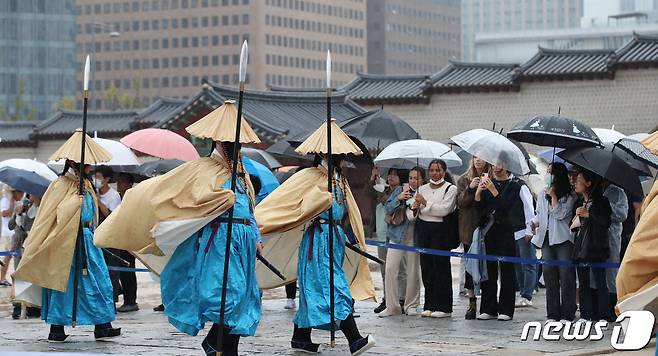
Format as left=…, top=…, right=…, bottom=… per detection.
left=593, top=128, right=626, bottom=143
left=0, top=159, right=58, bottom=181
left=49, top=137, right=141, bottom=171
left=627, top=133, right=649, bottom=141
left=451, top=129, right=530, bottom=175
left=373, top=139, right=462, bottom=169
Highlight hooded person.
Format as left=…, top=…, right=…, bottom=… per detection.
left=12, top=128, right=120, bottom=342
left=255, top=119, right=376, bottom=355
left=94, top=100, right=262, bottom=356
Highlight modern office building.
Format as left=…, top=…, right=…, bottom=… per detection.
left=75, top=0, right=367, bottom=109
left=0, top=0, right=77, bottom=120
left=367, top=0, right=460, bottom=75
left=461, top=0, right=584, bottom=61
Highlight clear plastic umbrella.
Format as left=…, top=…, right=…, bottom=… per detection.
left=373, top=139, right=462, bottom=169
left=451, top=129, right=530, bottom=176
left=593, top=128, right=626, bottom=143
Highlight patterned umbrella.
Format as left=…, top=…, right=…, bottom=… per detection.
left=507, top=115, right=600, bottom=148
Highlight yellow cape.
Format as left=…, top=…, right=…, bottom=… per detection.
left=13, top=175, right=99, bottom=292
left=94, top=154, right=249, bottom=273
left=255, top=167, right=375, bottom=300
left=616, top=180, right=658, bottom=310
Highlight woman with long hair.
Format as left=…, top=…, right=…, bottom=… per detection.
left=379, top=166, right=425, bottom=317
left=456, top=156, right=491, bottom=319
left=531, top=163, right=577, bottom=322
left=572, top=170, right=612, bottom=322
left=415, top=159, right=458, bottom=318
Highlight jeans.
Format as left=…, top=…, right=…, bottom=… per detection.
left=541, top=240, right=576, bottom=320
left=515, top=238, right=537, bottom=301
left=577, top=266, right=611, bottom=321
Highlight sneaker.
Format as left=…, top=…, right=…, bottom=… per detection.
left=498, top=314, right=512, bottom=321
left=94, top=327, right=121, bottom=340
left=420, top=310, right=432, bottom=318
left=48, top=332, right=69, bottom=343
left=378, top=308, right=402, bottom=318
left=430, top=311, right=451, bottom=318
left=0, top=280, right=11, bottom=287
left=515, top=297, right=533, bottom=307
left=373, top=300, right=386, bottom=314
left=477, top=313, right=496, bottom=320
left=153, top=304, right=164, bottom=312
left=291, top=340, right=322, bottom=353
left=117, top=304, right=139, bottom=313
left=350, top=335, right=375, bottom=356
left=405, top=308, right=418, bottom=316
left=285, top=299, right=296, bottom=310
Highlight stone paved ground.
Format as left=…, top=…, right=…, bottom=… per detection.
left=0, top=252, right=654, bottom=355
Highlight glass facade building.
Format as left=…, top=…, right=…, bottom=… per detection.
left=0, top=0, right=76, bottom=120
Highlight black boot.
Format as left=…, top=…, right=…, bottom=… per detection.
left=12, top=303, right=21, bottom=320
left=373, top=299, right=386, bottom=314
left=48, top=324, right=69, bottom=343
left=349, top=335, right=376, bottom=355
left=201, top=324, right=220, bottom=355
left=291, top=324, right=321, bottom=353
left=26, top=307, right=41, bottom=318
left=94, top=323, right=121, bottom=340
left=465, top=297, right=477, bottom=320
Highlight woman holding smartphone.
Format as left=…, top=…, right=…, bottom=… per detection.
left=379, top=167, right=426, bottom=317
left=415, top=160, right=458, bottom=318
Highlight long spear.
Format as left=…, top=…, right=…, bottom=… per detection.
left=216, top=40, right=248, bottom=356
left=72, top=55, right=91, bottom=327
left=326, top=50, right=336, bottom=348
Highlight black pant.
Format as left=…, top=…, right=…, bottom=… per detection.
left=118, top=250, right=137, bottom=305
left=577, top=266, right=610, bottom=321
left=206, top=323, right=240, bottom=356
left=480, top=224, right=517, bottom=318
left=416, top=220, right=453, bottom=313
left=286, top=283, right=297, bottom=299
left=292, top=313, right=362, bottom=345
left=463, top=243, right=474, bottom=291
left=102, top=248, right=122, bottom=302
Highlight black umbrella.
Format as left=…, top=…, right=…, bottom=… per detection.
left=134, top=159, right=184, bottom=178
left=241, top=147, right=282, bottom=169
left=615, top=138, right=658, bottom=169
left=0, top=167, right=51, bottom=197
left=557, top=146, right=643, bottom=197
left=602, top=143, right=652, bottom=177
left=339, top=109, right=420, bottom=155
left=266, top=140, right=314, bottom=167
left=507, top=115, right=601, bottom=148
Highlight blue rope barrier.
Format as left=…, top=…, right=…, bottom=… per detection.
left=364, top=240, right=621, bottom=270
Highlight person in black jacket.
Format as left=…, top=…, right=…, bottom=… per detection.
left=572, top=170, right=612, bottom=322
left=474, top=163, right=525, bottom=321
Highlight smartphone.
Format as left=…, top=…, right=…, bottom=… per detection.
left=482, top=173, right=489, bottom=179
left=403, top=183, right=410, bottom=192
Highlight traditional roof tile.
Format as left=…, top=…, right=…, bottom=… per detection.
left=0, top=121, right=37, bottom=147
left=338, top=73, right=430, bottom=105
left=34, top=109, right=138, bottom=139
left=616, top=33, right=658, bottom=67
left=427, top=61, right=520, bottom=93
left=520, top=47, right=616, bottom=80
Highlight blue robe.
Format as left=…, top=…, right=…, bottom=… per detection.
left=294, top=185, right=353, bottom=329
left=41, top=192, right=115, bottom=326
left=161, top=179, right=261, bottom=336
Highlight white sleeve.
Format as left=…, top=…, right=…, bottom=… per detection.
left=519, top=185, right=535, bottom=235
left=106, top=191, right=122, bottom=212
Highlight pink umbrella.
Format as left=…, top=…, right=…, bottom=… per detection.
left=120, top=128, right=200, bottom=161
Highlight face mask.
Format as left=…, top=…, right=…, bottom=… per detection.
left=93, top=178, right=103, bottom=188
left=429, top=178, right=444, bottom=185
left=545, top=175, right=552, bottom=186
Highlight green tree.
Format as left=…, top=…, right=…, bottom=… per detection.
left=57, top=96, right=76, bottom=110
left=105, top=83, right=119, bottom=110
left=119, top=92, right=133, bottom=109
left=13, top=80, right=26, bottom=121
left=132, top=76, right=141, bottom=108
